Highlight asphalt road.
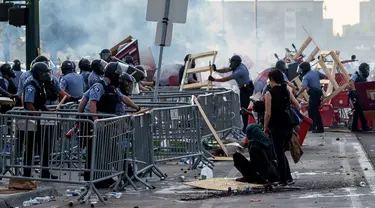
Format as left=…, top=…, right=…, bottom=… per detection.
left=23, top=132, right=375, bottom=208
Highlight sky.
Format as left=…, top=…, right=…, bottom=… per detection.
left=208, top=0, right=362, bottom=34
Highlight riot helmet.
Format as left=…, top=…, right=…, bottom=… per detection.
left=78, top=58, right=91, bottom=72
left=118, top=72, right=134, bottom=96
left=135, top=65, right=147, bottom=80
left=124, top=56, right=134, bottom=65
left=229, top=55, right=242, bottom=69
left=104, top=62, right=127, bottom=87
left=351, top=55, right=356, bottom=61
left=31, top=62, right=51, bottom=83
left=61, top=60, right=75, bottom=75
left=91, top=59, right=107, bottom=75
left=31, top=55, right=53, bottom=71
left=297, top=62, right=311, bottom=76
left=12, top=59, right=21, bottom=71
left=359, top=63, right=370, bottom=79
left=275, top=60, right=288, bottom=73
left=0, top=63, right=16, bottom=79
left=99, top=49, right=111, bottom=61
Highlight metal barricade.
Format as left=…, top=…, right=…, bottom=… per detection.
left=196, top=93, right=215, bottom=137
left=152, top=105, right=213, bottom=169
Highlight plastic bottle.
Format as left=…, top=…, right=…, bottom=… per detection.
left=66, top=189, right=80, bottom=196
left=359, top=181, right=366, bottom=187
left=106, top=192, right=122, bottom=199
left=34, top=196, right=51, bottom=203
left=291, top=171, right=300, bottom=180
left=89, top=195, right=98, bottom=204
left=22, top=200, right=33, bottom=207
left=200, top=166, right=213, bottom=180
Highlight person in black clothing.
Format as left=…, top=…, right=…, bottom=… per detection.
left=178, top=54, right=198, bottom=85
left=263, top=69, right=300, bottom=186
left=0, top=63, right=18, bottom=113
left=349, top=63, right=372, bottom=132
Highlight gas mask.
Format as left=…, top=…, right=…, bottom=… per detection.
left=119, top=81, right=133, bottom=96
left=38, top=71, right=52, bottom=83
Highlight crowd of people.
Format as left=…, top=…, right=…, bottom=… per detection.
left=0, top=50, right=373, bottom=188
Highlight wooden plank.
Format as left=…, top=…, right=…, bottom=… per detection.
left=110, top=36, right=133, bottom=56
left=320, top=80, right=330, bottom=84
left=187, top=66, right=211, bottom=74
left=330, top=51, right=350, bottom=81
left=184, top=178, right=263, bottom=191
left=0, top=97, right=16, bottom=106
left=190, top=51, right=218, bottom=60
left=319, top=60, right=339, bottom=89
left=306, top=47, right=320, bottom=62
left=293, top=77, right=309, bottom=102
left=179, top=59, right=191, bottom=91
left=322, top=82, right=349, bottom=104
left=55, top=95, right=67, bottom=111
left=293, top=36, right=312, bottom=60
left=184, top=81, right=210, bottom=90
left=194, top=96, right=229, bottom=156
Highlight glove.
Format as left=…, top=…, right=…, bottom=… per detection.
left=136, top=106, right=141, bottom=112
left=208, top=75, right=216, bottom=82
left=211, top=64, right=217, bottom=71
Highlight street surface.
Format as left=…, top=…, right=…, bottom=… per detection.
left=5, top=131, right=375, bottom=208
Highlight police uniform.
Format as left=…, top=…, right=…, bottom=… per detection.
left=12, top=70, right=23, bottom=87
left=88, top=72, right=102, bottom=88
left=60, top=72, right=84, bottom=100
left=301, top=70, right=325, bottom=132
left=349, top=71, right=371, bottom=131
left=232, top=63, right=254, bottom=133
left=83, top=87, right=127, bottom=116
left=80, top=71, right=91, bottom=91
left=17, top=70, right=32, bottom=98
left=24, top=75, right=61, bottom=105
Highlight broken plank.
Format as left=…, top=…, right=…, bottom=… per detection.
left=187, top=66, right=211, bottom=74
left=190, top=51, right=218, bottom=60
left=293, top=36, right=312, bottom=60
left=110, top=36, right=133, bottom=56
left=194, top=96, right=229, bottom=156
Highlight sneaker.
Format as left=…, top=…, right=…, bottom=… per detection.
left=235, top=177, right=248, bottom=183
left=362, top=127, right=373, bottom=132
left=287, top=179, right=295, bottom=185
left=276, top=182, right=289, bottom=187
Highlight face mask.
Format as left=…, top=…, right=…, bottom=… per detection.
left=100, top=53, right=111, bottom=60
left=39, top=71, right=52, bottom=83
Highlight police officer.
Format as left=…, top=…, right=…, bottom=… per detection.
left=83, top=62, right=140, bottom=187
left=135, top=65, right=153, bottom=92
left=209, top=55, right=254, bottom=133
left=349, top=63, right=372, bottom=132
left=22, top=62, right=58, bottom=179
left=12, top=59, right=23, bottom=87
left=296, top=62, right=326, bottom=133
left=0, top=63, right=17, bottom=99
left=88, top=59, right=107, bottom=88
left=124, top=56, right=135, bottom=66
left=179, top=54, right=198, bottom=85
left=99, top=49, right=122, bottom=63
left=60, top=60, right=84, bottom=102
left=78, top=58, right=92, bottom=91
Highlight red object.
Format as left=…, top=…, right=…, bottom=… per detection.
left=355, top=81, right=375, bottom=111
left=330, top=91, right=349, bottom=108
left=298, top=116, right=312, bottom=145
left=114, top=39, right=141, bottom=65
left=320, top=104, right=334, bottom=127
left=244, top=106, right=257, bottom=144
left=168, top=75, right=179, bottom=86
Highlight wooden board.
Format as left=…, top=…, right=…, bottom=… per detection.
left=190, top=51, right=218, bottom=60
left=187, top=66, right=211, bottom=74
left=0, top=97, right=16, bottom=105
left=293, top=36, right=312, bottom=60
left=185, top=178, right=263, bottom=191
left=306, top=46, right=320, bottom=62
left=184, top=81, right=210, bottom=90
left=194, top=96, right=229, bottom=156
left=110, top=36, right=133, bottom=56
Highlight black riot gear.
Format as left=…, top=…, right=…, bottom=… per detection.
left=229, top=55, right=242, bottom=69
left=135, top=65, right=146, bottom=81
left=61, top=60, right=75, bottom=75
left=13, top=59, right=21, bottom=71
left=275, top=60, right=288, bottom=74
left=78, top=58, right=91, bottom=72
left=104, top=62, right=126, bottom=87
left=91, top=59, right=107, bottom=75
left=119, top=72, right=134, bottom=96
left=31, top=62, right=51, bottom=83
left=0, top=63, right=16, bottom=79
left=359, top=63, right=370, bottom=79
left=124, top=56, right=134, bottom=65
left=297, top=62, right=311, bottom=76
left=99, top=49, right=111, bottom=62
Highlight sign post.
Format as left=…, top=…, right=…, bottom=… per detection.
left=146, top=0, right=188, bottom=101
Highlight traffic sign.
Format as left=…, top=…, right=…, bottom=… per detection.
left=155, top=21, right=173, bottom=47
left=146, top=0, right=188, bottom=23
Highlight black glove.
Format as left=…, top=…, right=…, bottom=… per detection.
left=136, top=106, right=141, bottom=112
left=211, top=64, right=217, bottom=71
left=208, top=75, right=216, bottom=82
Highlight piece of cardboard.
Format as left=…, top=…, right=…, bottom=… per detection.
left=184, top=178, right=263, bottom=191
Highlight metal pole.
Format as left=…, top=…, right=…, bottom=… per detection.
left=254, top=0, right=258, bottom=63
left=153, top=0, right=170, bottom=101
left=25, top=0, right=40, bottom=71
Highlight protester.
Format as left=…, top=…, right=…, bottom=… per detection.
left=179, top=54, right=198, bottom=85
left=264, top=69, right=300, bottom=186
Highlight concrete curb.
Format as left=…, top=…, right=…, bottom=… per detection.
left=0, top=187, right=58, bottom=208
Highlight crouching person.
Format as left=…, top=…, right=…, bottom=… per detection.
left=234, top=124, right=278, bottom=184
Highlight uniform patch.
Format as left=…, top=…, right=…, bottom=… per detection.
left=94, top=86, right=100, bottom=92
left=27, top=87, right=33, bottom=92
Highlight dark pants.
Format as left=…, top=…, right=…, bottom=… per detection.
left=270, top=127, right=293, bottom=184
left=351, top=94, right=369, bottom=130
left=308, top=89, right=324, bottom=131
left=20, top=125, right=52, bottom=177
left=240, top=84, right=254, bottom=133
left=233, top=152, right=265, bottom=183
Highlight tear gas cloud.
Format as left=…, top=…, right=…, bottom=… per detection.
left=39, top=0, right=289, bottom=76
